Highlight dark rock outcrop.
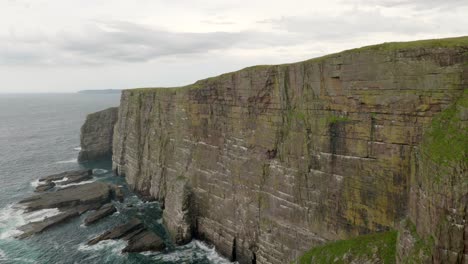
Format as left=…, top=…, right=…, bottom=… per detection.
left=35, top=169, right=92, bottom=192
left=84, top=203, right=117, bottom=226
left=87, top=218, right=166, bottom=253
left=35, top=181, right=55, bottom=192
left=123, top=229, right=166, bottom=253
left=16, top=210, right=80, bottom=239
left=78, top=107, right=118, bottom=163
left=16, top=177, right=122, bottom=238
left=19, top=181, right=112, bottom=212
left=107, top=37, right=468, bottom=264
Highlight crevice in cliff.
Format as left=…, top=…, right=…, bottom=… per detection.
left=231, top=238, right=237, bottom=262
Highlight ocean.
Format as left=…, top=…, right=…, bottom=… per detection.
left=0, top=93, right=232, bottom=264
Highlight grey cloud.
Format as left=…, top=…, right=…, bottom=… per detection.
left=364, top=0, right=467, bottom=10
left=58, top=22, right=249, bottom=63
left=0, top=21, right=298, bottom=65
left=261, top=9, right=432, bottom=40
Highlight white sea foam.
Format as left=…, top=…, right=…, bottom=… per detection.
left=195, top=240, right=236, bottom=263
left=74, top=147, right=82, bottom=151
left=52, top=177, right=69, bottom=184
left=0, top=248, right=6, bottom=260
left=78, top=239, right=127, bottom=255
left=149, top=240, right=235, bottom=263
left=57, top=179, right=95, bottom=189
left=30, top=179, right=41, bottom=188
left=56, top=158, right=78, bottom=164
left=0, top=205, right=61, bottom=239
left=23, top=208, right=61, bottom=223
left=92, top=169, right=108, bottom=175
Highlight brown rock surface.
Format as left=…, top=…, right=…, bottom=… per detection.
left=87, top=217, right=166, bottom=253
left=84, top=203, right=117, bottom=226
left=107, top=37, right=468, bottom=263
left=78, top=107, right=118, bottom=163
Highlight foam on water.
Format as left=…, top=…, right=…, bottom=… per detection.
left=23, top=208, right=61, bottom=223
left=0, top=204, right=61, bottom=239
left=57, top=179, right=96, bottom=189
left=56, top=158, right=78, bottom=164
left=92, top=168, right=108, bottom=175
left=74, top=147, right=82, bottom=151
left=0, top=248, right=6, bottom=260
left=194, top=240, right=236, bottom=264
left=78, top=239, right=127, bottom=255
left=146, top=240, right=235, bottom=263
left=30, top=179, right=40, bottom=188
left=52, top=177, right=69, bottom=184
left=0, top=205, right=25, bottom=239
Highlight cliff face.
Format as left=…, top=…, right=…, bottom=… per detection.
left=78, top=107, right=119, bottom=163
left=111, top=38, right=468, bottom=263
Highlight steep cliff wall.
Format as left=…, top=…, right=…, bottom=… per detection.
left=78, top=107, right=119, bottom=162
left=112, top=37, right=468, bottom=263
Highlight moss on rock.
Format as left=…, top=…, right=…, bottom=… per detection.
left=297, top=231, right=397, bottom=264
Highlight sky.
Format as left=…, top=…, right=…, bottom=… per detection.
left=0, top=0, right=467, bottom=93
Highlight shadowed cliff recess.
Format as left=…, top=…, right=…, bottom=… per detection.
left=81, top=36, right=468, bottom=264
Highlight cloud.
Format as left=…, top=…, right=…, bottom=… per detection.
left=0, top=21, right=303, bottom=66
left=0, top=22, right=248, bottom=65
left=368, top=0, right=467, bottom=9
left=259, top=9, right=432, bottom=41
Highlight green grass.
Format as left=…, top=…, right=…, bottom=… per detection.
left=421, top=90, right=468, bottom=166
left=328, top=115, right=350, bottom=124
left=298, top=231, right=398, bottom=264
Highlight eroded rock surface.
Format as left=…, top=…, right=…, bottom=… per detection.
left=19, top=181, right=112, bottom=212
left=16, top=176, right=122, bottom=238
left=84, top=203, right=117, bottom=226
left=109, top=37, right=468, bottom=264
left=87, top=217, right=166, bottom=253
left=78, top=107, right=118, bottom=163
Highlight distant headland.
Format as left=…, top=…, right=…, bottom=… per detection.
left=78, top=89, right=122, bottom=94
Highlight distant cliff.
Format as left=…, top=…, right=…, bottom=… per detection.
left=83, top=36, right=468, bottom=263
left=78, top=107, right=119, bottom=163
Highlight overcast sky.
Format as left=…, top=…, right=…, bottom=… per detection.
left=0, top=0, right=467, bottom=93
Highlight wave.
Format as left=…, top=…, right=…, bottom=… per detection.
left=57, top=179, right=96, bottom=189
left=30, top=179, right=40, bottom=188
left=0, top=248, right=6, bottom=261
left=0, top=205, right=61, bottom=239
left=194, top=240, right=236, bottom=264
left=74, top=147, right=82, bottom=151
left=78, top=239, right=127, bottom=255
left=144, top=240, right=235, bottom=263
left=52, top=177, right=69, bottom=184
left=56, top=158, right=78, bottom=164
left=92, top=169, right=108, bottom=175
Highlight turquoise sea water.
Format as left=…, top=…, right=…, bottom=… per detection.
left=0, top=94, right=232, bottom=264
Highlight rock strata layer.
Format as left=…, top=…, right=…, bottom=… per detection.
left=16, top=172, right=123, bottom=238
left=84, top=203, right=117, bottom=226
left=87, top=217, right=166, bottom=253
left=78, top=107, right=119, bottom=162
left=107, top=37, right=468, bottom=263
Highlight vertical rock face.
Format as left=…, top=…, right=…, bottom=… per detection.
left=111, top=38, right=468, bottom=263
left=79, top=107, right=119, bottom=162
left=399, top=91, right=467, bottom=264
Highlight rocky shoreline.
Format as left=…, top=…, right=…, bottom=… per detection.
left=15, top=169, right=167, bottom=254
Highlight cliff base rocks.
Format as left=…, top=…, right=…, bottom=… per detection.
left=16, top=170, right=122, bottom=238
left=84, top=203, right=117, bottom=226
left=87, top=217, right=166, bottom=253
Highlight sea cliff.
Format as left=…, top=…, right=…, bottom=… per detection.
left=85, top=37, right=467, bottom=263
